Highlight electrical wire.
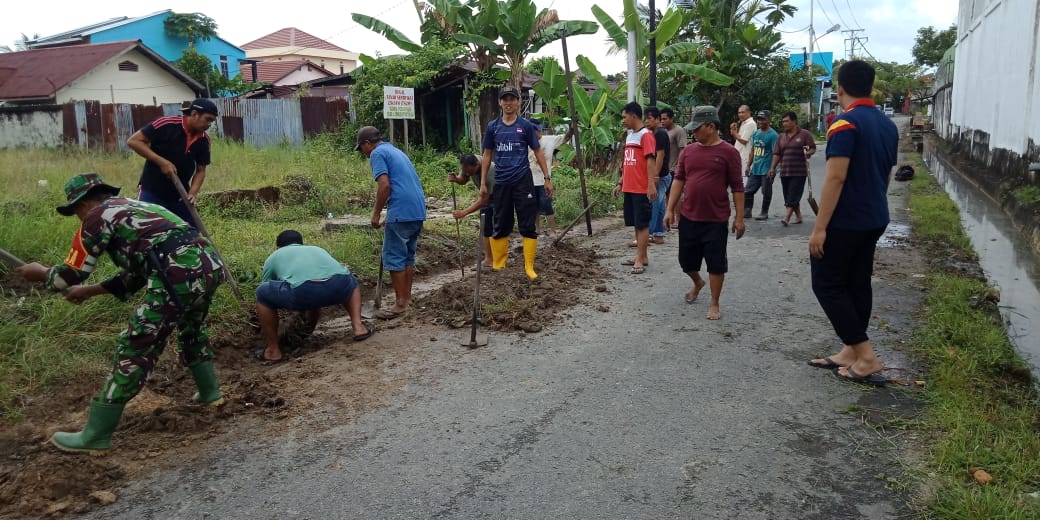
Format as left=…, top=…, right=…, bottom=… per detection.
left=844, top=0, right=864, bottom=30
left=829, top=0, right=852, bottom=31
left=813, top=0, right=840, bottom=31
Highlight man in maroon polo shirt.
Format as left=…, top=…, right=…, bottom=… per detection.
left=664, top=105, right=745, bottom=320
left=127, top=98, right=219, bottom=227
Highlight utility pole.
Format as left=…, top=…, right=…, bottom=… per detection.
left=649, top=0, right=657, bottom=106
left=842, top=29, right=865, bottom=60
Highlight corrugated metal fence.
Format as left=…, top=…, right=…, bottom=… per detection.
left=0, top=97, right=350, bottom=151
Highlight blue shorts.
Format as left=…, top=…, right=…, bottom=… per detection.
left=383, top=220, right=423, bottom=271
left=534, top=185, right=555, bottom=215
left=255, top=273, right=359, bottom=311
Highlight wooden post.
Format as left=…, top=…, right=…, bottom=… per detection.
left=561, top=34, right=593, bottom=236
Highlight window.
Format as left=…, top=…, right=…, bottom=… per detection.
left=117, top=60, right=138, bottom=72
left=219, top=56, right=229, bottom=78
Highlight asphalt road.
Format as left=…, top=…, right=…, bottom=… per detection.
left=93, top=143, right=923, bottom=519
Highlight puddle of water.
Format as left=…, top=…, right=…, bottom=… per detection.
left=878, top=222, right=910, bottom=248
left=924, top=149, right=1040, bottom=372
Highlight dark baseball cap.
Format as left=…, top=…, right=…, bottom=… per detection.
left=755, top=110, right=771, bottom=120
left=684, top=105, right=719, bottom=132
left=181, top=98, right=219, bottom=116
left=499, top=85, right=521, bottom=99
left=354, top=126, right=382, bottom=151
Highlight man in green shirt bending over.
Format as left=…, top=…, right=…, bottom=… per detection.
left=255, top=230, right=372, bottom=363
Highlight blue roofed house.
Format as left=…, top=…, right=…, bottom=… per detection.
left=25, top=10, right=245, bottom=90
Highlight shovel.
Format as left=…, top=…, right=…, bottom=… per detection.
left=461, top=213, right=488, bottom=349
left=361, top=252, right=384, bottom=319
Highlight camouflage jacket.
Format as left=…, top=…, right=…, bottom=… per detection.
left=46, top=197, right=223, bottom=300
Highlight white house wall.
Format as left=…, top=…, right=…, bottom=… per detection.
left=248, top=48, right=359, bottom=74
left=0, top=109, right=62, bottom=148
left=276, top=67, right=331, bottom=86
left=952, top=0, right=1040, bottom=165
left=58, top=49, right=196, bottom=105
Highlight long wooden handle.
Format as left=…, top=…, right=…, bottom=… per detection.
left=0, top=247, right=25, bottom=267
left=168, top=175, right=244, bottom=302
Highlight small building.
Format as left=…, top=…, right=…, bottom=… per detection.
left=240, top=28, right=360, bottom=76
left=0, top=40, right=203, bottom=106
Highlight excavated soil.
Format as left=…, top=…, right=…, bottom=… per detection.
left=0, top=237, right=608, bottom=519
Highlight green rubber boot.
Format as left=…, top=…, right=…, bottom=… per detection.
left=50, top=400, right=125, bottom=456
left=189, top=361, right=225, bottom=407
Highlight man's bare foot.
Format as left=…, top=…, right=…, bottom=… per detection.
left=707, top=303, right=721, bottom=320
left=685, top=279, right=707, bottom=303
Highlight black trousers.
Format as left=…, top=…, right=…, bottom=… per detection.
left=810, top=227, right=885, bottom=346
left=491, top=175, right=538, bottom=239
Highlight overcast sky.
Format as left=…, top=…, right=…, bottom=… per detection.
left=3, top=0, right=957, bottom=73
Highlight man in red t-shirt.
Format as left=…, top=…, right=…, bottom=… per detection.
left=665, top=105, right=745, bottom=320
left=612, top=102, right=658, bottom=274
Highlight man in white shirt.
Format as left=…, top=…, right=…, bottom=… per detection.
left=529, top=120, right=572, bottom=238
left=730, top=105, right=756, bottom=216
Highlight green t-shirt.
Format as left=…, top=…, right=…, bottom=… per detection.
left=261, top=244, right=349, bottom=287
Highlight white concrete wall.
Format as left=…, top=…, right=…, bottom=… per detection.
left=276, top=67, right=330, bottom=86
left=58, top=49, right=196, bottom=106
left=248, top=49, right=359, bottom=74
left=0, top=109, right=62, bottom=148
left=953, top=0, right=1040, bottom=160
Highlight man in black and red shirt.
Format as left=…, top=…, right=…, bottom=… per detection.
left=127, top=98, right=219, bottom=226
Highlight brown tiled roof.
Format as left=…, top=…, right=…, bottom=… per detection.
left=0, top=40, right=202, bottom=101
left=239, top=60, right=333, bottom=84
left=240, top=28, right=349, bottom=53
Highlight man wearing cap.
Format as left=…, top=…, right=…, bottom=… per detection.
left=127, top=98, right=219, bottom=226
left=356, top=126, right=427, bottom=319
left=14, top=173, right=226, bottom=455
left=666, top=106, right=745, bottom=320
left=254, top=230, right=372, bottom=363
left=746, top=111, right=779, bottom=220
left=480, top=85, right=551, bottom=280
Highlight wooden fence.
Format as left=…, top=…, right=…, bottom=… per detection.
left=0, top=97, right=351, bottom=152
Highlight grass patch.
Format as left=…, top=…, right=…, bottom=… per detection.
left=0, top=135, right=618, bottom=419
left=1012, top=185, right=1040, bottom=205
left=906, top=155, right=1040, bottom=518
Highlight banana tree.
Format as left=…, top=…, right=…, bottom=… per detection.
left=591, top=0, right=734, bottom=101
left=454, top=0, right=598, bottom=89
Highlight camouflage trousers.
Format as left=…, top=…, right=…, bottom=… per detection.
left=98, top=269, right=223, bottom=404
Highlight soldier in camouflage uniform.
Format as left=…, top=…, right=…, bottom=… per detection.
left=15, top=173, right=226, bottom=455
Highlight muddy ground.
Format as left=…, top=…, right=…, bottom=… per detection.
left=0, top=236, right=607, bottom=518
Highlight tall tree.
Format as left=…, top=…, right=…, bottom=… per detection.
left=912, top=24, right=957, bottom=68
left=164, top=12, right=219, bottom=49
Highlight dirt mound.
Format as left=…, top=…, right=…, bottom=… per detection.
left=412, top=240, right=608, bottom=332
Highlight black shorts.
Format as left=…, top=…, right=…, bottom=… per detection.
left=678, top=218, right=729, bottom=274
left=623, top=192, right=652, bottom=229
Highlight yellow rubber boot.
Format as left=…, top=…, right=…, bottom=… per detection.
left=523, top=237, right=538, bottom=280
left=490, top=237, right=509, bottom=270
